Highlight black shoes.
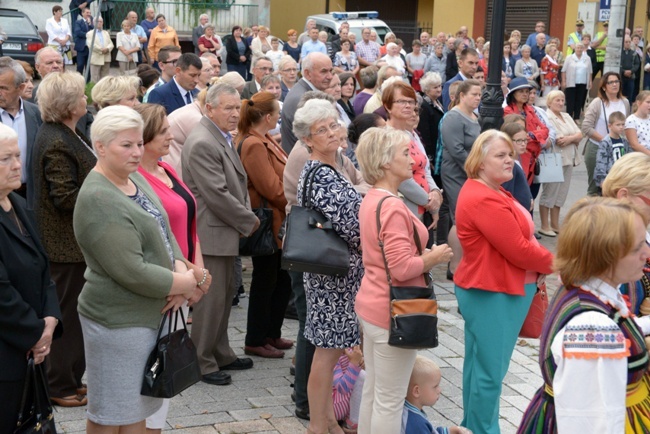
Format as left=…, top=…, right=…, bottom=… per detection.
left=295, top=406, right=310, bottom=420
left=202, top=371, right=232, bottom=386
left=220, top=357, right=254, bottom=370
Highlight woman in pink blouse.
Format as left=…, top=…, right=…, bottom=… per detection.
left=135, top=104, right=211, bottom=433
left=355, top=127, right=452, bottom=434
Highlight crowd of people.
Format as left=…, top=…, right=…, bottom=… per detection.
left=3, top=5, right=650, bottom=434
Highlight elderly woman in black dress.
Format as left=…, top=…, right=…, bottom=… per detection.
left=0, top=123, right=62, bottom=431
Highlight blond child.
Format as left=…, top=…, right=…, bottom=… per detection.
left=402, top=356, right=471, bottom=434
left=267, top=37, right=284, bottom=73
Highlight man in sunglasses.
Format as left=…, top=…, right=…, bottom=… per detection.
left=142, top=45, right=181, bottom=103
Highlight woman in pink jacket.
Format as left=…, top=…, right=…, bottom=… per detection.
left=355, top=127, right=453, bottom=434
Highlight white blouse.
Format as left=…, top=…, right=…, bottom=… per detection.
left=551, top=277, right=650, bottom=433
left=45, top=17, right=71, bottom=47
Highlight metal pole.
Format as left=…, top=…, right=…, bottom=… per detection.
left=604, top=0, right=626, bottom=74
left=479, top=0, right=507, bottom=131
left=85, top=0, right=103, bottom=83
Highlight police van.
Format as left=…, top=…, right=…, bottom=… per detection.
left=306, top=11, right=392, bottom=45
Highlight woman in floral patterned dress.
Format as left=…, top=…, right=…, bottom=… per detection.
left=293, top=99, right=364, bottom=434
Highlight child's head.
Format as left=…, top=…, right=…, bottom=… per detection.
left=503, top=113, right=526, bottom=129
left=634, top=90, right=650, bottom=115
left=501, top=122, right=528, bottom=155
left=406, top=356, right=442, bottom=409
left=271, top=37, right=280, bottom=50
left=319, top=31, right=328, bottom=43
left=608, top=111, right=626, bottom=137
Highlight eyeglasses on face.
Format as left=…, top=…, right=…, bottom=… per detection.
left=394, top=99, right=416, bottom=107
left=606, top=80, right=621, bottom=85
left=311, top=122, right=341, bottom=136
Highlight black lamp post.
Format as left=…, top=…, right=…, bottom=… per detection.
left=479, top=0, right=507, bottom=131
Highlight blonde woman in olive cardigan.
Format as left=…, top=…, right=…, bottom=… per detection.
left=73, top=106, right=199, bottom=433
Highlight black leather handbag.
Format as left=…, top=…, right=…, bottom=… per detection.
left=376, top=196, right=439, bottom=350
left=281, top=164, right=350, bottom=276
left=239, top=201, right=277, bottom=256
left=14, top=358, right=56, bottom=434
left=141, top=309, right=202, bottom=398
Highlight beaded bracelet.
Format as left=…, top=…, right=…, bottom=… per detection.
left=197, top=268, right=208, bottom=287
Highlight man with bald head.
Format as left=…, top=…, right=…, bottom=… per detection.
left=420, top=32, right=432, bottom=57
left=280, top=52, right=332, bottom=153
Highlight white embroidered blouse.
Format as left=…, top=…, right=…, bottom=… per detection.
left=551, top=277, right=650, bottom=433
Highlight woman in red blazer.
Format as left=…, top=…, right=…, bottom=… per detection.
left=236, top=91, right=293, bottom=359
left=454, top=130, right=553, bottom=434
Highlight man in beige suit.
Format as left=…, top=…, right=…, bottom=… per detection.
left=86, top=16, right=113, bottom=84
left=181, top=83, right=259, bottom=386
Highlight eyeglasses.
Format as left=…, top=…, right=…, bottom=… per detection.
left=161, top=59, right=178, bottom=65
left=256, top=66, right=273, bottom=72
left=607, top=80, right=621, bottom=85
left=311, top=122, right=341, bottom=136
left=282, top=68, right=298, bottom=73
left=394, top=99, right=417, bottom=107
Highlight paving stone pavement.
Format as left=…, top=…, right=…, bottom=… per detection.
left=53, top=155, right=590, bottom=434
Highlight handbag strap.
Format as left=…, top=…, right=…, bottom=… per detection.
left=16, top=357, right=35, bottom=423
left=601, top=100, right=610, bottom=134
left=300, top=163, right=343, bottom=209
left=34, top=360, right=53, bottom=415
left=375, top=195, right=431, bottom=287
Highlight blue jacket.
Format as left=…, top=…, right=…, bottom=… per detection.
left=73, top=16, right=93, bottom=51
left=148, top=78, right=199, bottom=115
left=441, top=73, right=464, bottom=112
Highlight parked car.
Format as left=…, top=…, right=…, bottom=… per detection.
left=307, top=11, right=392, bottom=45
left=0, top=8, right=44, bottom=66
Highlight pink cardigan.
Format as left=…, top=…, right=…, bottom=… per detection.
left=355, top=189, right=428, bottom=330
left=138, top=162, right=198, bottom=262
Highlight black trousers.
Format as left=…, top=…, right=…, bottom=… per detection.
left=565, top=84, right=587, bottom=120
left=47, top=262, right=86, bottom=397
left=245, top=250, right=293, bottom=347
left=289, top=269, right=315, bottom=410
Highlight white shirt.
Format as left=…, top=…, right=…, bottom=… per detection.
left=0, top=99, right=27, bottom=183
left=550, top=277, right=650, bottom=433
left=173, top=77, right=193, bottom=104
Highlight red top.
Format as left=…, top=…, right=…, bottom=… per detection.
left=503, top=102, right=549, bottom=184
left=138, top=161, right=198, bottom=262
left=409, top=139, right=430, bottom=214
left=454, top=179, right=553, bottom=295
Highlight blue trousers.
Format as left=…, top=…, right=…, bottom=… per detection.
left=455, top=283, right=536, bottom=434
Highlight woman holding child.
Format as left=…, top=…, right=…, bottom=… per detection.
left=518, top=197, right=650, bottom=433
left=455, top=130, right=553, bottom=434
left=355, top=127, right=453, bottom=434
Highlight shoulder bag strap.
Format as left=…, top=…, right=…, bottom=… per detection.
left=601, top=100, right=609, bottom=134
left=376, top=195, right=431, bottom=286
left=300, top=163, right=342, bottom=209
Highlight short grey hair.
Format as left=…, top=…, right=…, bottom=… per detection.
left=356, top=127, right=411, bottom=184
left=205, top=23, right=215, bottom=32
left=205, top=82, right=239, bottom=106
left=199, top=13, right=209, bottom=20
left=278, top=55, right=297, bottom=71
left=0, top=122, right=18, bottom=142
left=520, top=44, right=531, bottom=52
left=293, top=99, right=339, bottom=140
left=297, top=90, right=336, bottom=109
left=0, top=57, right=26, bottom=87
left=302, top=53, right=318, bottom=72
left=453, top=39, right=464, bottom=50
left=216, top=72, right=245, bottom=91
left=253, top=56, right=272, bottom=68
left=34, top=46, right=61, bottom=66
left=37, top=71, right=85, bottom=123
left=420, top=71, right=442, bottom=93
left=91, top=105, right=143, bottom=149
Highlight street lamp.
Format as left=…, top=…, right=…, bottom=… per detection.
left=479, top=0, right=507, bottom=131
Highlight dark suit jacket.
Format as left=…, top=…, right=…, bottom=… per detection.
left=442, top=72, right=465, bottom=112
left=181, top=116, right=257, bottom=256
left=241, top=80, right=259, bottom=100
left=192, top=25, right=204, bottom=54
left=280, top=78, right=312, bottom=154
left=224, top=34, right=251, bottom=66
left=0, top=99, right=42, bottom=208
left=0, top=193, right=62, bottom=381
left=31, top=122, right=96, bottom=263
left=148, top=78, right=199, bottom=115
left=445, top=54, right=459, bottom=84
left=73, top=16, right=93, bottom=52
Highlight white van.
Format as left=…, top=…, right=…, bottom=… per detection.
left=307, top=11, right=392, bottom=45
